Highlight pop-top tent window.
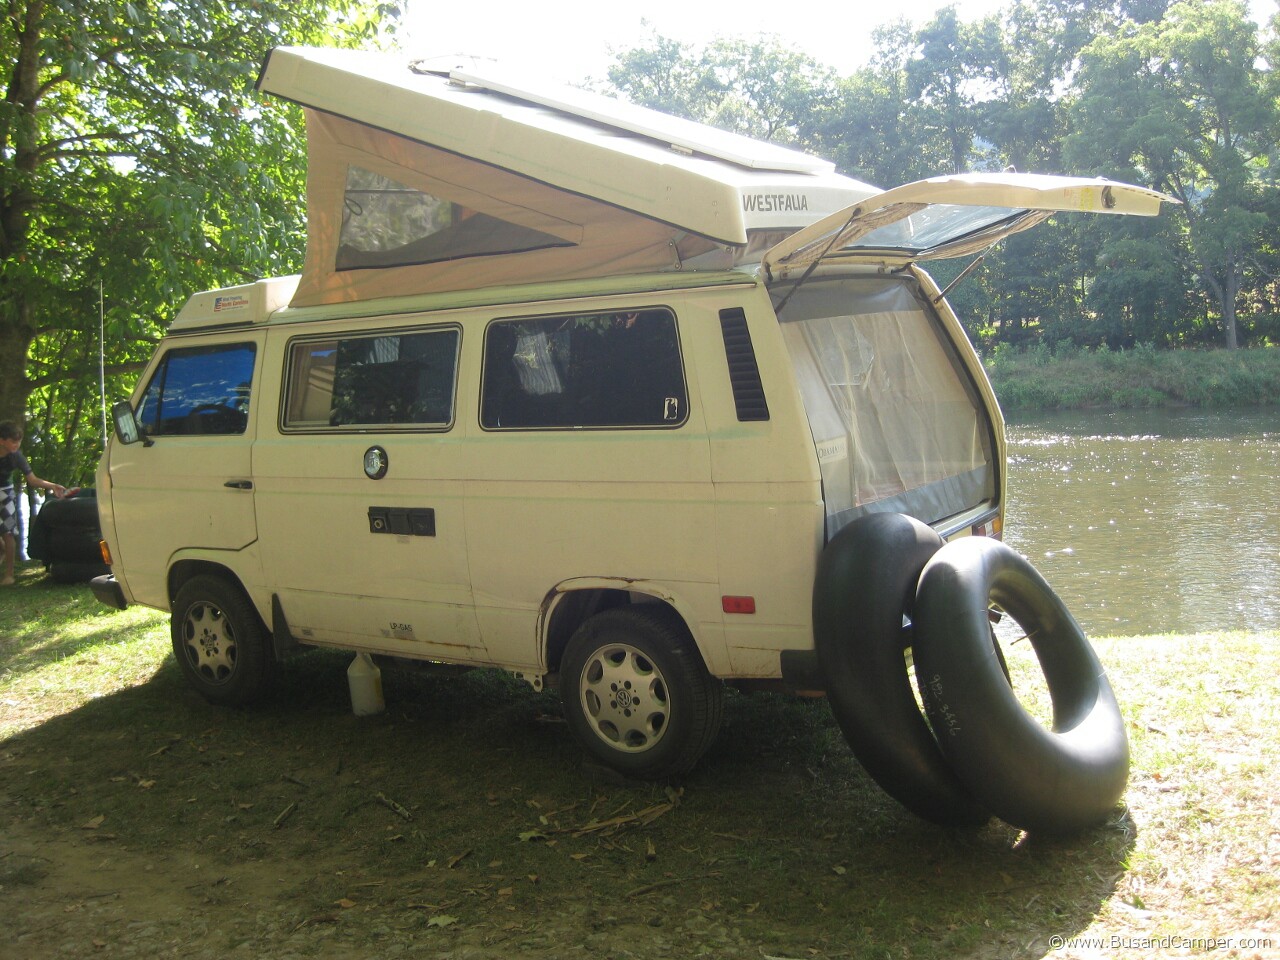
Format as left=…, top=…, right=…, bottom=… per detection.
left=288, top=110, right=705, bottom=306
left=337, top=167, right=573, bottom=270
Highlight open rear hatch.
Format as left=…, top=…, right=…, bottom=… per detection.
left=764, top=172, right=1175, bottom=275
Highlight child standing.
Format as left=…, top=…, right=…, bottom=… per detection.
left=1, top=421, right=67, bottom=585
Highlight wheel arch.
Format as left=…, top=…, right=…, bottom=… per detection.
left=167, top=557, right=264, bottom=625
left=540, top=579, right=705, bottom=676
left=557, top=601, right=725, bottom=779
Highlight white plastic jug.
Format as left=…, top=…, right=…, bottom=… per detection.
left=347, top=653, right=385, bottom=716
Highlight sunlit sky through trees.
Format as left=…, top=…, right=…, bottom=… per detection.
left=401, top=0, right=1278, bottom=81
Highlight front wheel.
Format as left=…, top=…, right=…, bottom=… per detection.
left=560, top=606, right=723, bottom=779
left=171, top=575, right=275, bottom=706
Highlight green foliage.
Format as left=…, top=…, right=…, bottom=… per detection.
left=607, top=32, right=837, bottom=144
left=1, top=0, right=402, bottom=481
left=903, top=7, right=1006, bottom=174
left=606, top=0, right=1278, bottom=362
left=1065, top=0, right=1278, bottom=350
left=985, top=344, right=1280, bottom=409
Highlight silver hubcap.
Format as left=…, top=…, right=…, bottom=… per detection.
left=579, top=643, right=670, bottom=753
left=182, top=602, right=237, bottom=684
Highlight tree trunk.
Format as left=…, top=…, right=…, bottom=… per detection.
left=1222, top=300, right=1239, bottom=350
left=1197, top=266, right=1241, bottom=351
left=0, top=4, right=45, bottom=424
left=1222, top=269, right=1241, bottom=350
left=0, top=303, right=36, bottom=424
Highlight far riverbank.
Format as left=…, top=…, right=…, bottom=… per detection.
left=984, top=344, right=1280, bottom=411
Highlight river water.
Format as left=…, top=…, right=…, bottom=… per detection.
left=1001, top=408, right=1279, bottom=637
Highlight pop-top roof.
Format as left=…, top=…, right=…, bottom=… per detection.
left=177, top=49, right=1174, bottom=316
left=256, top=46, right=877, bottom=247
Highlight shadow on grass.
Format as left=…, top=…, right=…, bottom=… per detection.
left=0, top=644, right=1134, bottom=958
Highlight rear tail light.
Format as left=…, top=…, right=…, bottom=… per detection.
left=972, top=516, right=1003, bottom=540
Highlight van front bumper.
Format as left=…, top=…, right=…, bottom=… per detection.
left=90, top=574, right=129, bottom=611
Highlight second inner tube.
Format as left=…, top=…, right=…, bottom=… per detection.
left=913, top=536, right=1130, bottom=834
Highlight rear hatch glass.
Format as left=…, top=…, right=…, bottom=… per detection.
left=775, top=276, right=996, bottom=537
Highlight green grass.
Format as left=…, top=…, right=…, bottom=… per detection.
left=0, top=565, right=170, bottom=738
left=2, top=564, right=1277, bottom=958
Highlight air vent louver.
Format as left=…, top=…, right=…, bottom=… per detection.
left=719, top=308, right=770, bottom=422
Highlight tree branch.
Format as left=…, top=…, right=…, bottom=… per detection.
left=44, top=147, right=145, bottom=164
left=26, top=360, right=150, bottom=392
left=40, top=129, right=149, bottom=154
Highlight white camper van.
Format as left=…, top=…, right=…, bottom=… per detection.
left=93, top=47, right=1172, bottom=833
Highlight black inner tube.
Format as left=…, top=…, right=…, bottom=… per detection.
left=913, top=536, right=1129, bottom=834
left=813, top=512, right=988, bottom=827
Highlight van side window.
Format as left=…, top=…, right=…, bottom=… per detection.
left=481, top=310, right=687, bottom=429
left=137, top=343, right=256, bottom=436
left=284, top=328, right=459, bottom=429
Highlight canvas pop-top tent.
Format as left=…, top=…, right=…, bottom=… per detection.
left=254, top=46, right=881, bottom=308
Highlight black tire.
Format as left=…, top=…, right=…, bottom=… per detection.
left=813, top=513, right=989, bottom=826
left=38, top=493, right=100, bottom=528
left=25, top=509, right=52, bottom=564
left=31, top=493, right=102, bottom=565
left=560, top=606, right=723, bottom=780
left=171, top=575, right=275, bottom=706
left=913, top=537, right=1129, bottom=834
left=46, top=526, right=104, bottom=564
left=48, top=560, right=111, bottom=584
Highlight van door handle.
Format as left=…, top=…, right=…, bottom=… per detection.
left=224, top=480, right=254, bottom=490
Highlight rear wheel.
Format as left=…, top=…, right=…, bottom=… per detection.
left=560, top=606, right=722, bottom=779
left=171, top=575, right=275, bottom=706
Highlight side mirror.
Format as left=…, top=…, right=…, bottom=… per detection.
left=111, top=400, right=148, bottom=446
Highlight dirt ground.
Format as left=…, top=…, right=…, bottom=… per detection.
left=0, top=652, right=922, bottom=960
left=2, top=813, right=661, bottom=959
left=2, top=615, right=1277, bottom=960
left=1, top=739, right=770, bottom=959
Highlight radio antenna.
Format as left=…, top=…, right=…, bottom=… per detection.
left=99, top=280, right=107, bottom=448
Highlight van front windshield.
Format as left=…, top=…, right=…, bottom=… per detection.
left=776, top=276, right=996, bottom=538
